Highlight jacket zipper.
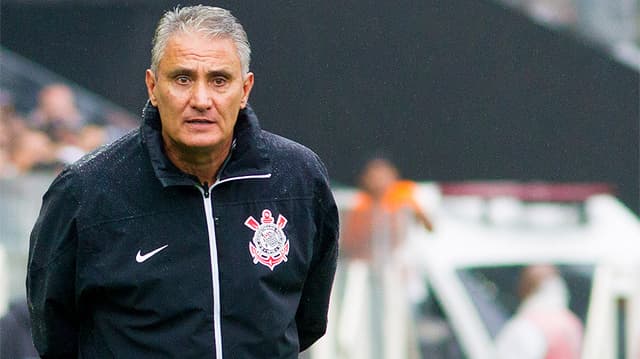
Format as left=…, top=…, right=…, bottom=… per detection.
left=197, top=173, right=271, bottom=359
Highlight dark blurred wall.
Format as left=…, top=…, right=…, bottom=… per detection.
left=2, top=0, right=638, bottom=213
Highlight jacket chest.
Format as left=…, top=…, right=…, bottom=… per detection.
left=76, top=194, right=316, bottom=308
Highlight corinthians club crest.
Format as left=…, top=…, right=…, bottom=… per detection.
left=244, top=209, right=290, bottom=270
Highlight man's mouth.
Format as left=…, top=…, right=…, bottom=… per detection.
left=186, top=118, right=215, bottom=124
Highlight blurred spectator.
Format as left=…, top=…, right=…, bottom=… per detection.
left=496, top=264, right=583, bottom=359
left=78, top=125, right=107, bottom=152
left=0, top=84, right=111, bottom=175
left=10, top=129, right=60, bottom=173
left=336, top=157, right=433, bottom=359
left=0, top=90, right=31, bottom=177
left=342, top=157, right=433, bottom=260
left=54, top=124, right=108, bottom=165
left=29, top=83, right=84, bottom=136
left=29, top=83, right=88, bottom=165
left=0, top=300, right=38, bottom=359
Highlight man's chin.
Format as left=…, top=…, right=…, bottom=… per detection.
left=177, top=139, right=230, bottom=155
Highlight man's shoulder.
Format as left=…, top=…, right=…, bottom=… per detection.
left=59, top=128, right=145, bottom=190
left=69, top=128, right=142, bottom=174
left=260, top=130, right=323, bottom=168
left=259, top=130, right=332, bottom=184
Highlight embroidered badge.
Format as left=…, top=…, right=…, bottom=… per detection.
left=244, top=209, right=289, bottom=270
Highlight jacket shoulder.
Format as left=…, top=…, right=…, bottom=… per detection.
left=67, top=128, right=142, bottom=177
left=260, top=130, right=327, bottom=175
left=259, top=131, right=335, bottom=212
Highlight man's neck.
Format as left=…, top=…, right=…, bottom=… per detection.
left=163, top=139, right=232, bottom=186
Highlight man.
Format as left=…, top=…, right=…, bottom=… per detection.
left=495, top=265, right=583, bottom=359
left=27, top=6, right=339, bottom=358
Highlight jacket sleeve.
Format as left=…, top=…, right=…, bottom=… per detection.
left=26, top=169, right=80, bottom=358
left=296, top=173, right=339, bottom=351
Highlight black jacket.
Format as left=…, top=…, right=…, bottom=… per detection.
left=27, top=103, right=339, bottom=358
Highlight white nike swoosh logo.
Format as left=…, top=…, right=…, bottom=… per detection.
left=136, top=244, right=168, bottom=263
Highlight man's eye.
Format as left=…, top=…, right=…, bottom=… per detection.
left=175, top=76, right=190, bottom=85
left=213, top=78, right=227, bottom=86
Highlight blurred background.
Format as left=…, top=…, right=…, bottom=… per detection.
left=0, top=0, right=639, bottom=358
left=1, top=0, right=638, bottom=211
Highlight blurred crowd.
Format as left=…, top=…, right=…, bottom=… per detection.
left=0, top=83, right=131, bottom=178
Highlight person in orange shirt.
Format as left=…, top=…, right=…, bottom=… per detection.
left=342, top=157, right=433, bottom=260
left=335, top=157, right=433, bottom=359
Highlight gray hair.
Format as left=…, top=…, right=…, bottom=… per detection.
left=150, top=5, right=251, bottom=76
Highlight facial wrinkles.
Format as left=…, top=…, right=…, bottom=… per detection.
left=164, top=35, right=241, bottom=76
left=157, top=35, right=244, bottom=146
left=163, top=45, right=242, bottom=114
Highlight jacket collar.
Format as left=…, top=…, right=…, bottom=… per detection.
left=140, top=101, right=272, bottom=188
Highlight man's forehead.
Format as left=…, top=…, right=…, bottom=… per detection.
left=160, top=32, right=241, bottom=68
left=166, top=31, right=237, bottom=53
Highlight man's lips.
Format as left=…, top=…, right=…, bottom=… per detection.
left=185, top=118, right=216, bottom=124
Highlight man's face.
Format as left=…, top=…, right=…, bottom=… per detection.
left=145, top=31, right=254, bottom=155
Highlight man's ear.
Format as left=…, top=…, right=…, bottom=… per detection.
left=240, top=72, right=255, bottom=109
left=145, top=69, right=158, bottom=106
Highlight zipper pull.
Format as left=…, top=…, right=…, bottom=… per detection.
left=203, top=181, right=210, bottom=198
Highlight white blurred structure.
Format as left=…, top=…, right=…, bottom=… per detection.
left=0, top=174, right=53, bottom=305
left=0, top=245, right=8, bottom=317
left=496, top=0, right=640, bottom=70
left=309, top=182, right=640, bottom=359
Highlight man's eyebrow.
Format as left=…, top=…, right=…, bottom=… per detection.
left=207, top=70, right=233, bottom=79
left=166, top=68, right=195, bottom=78
left=165, top=68, right=234, bottom=79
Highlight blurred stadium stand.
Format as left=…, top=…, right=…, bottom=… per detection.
left=1, top=47, right=137, bottom=128
left=2, top=0, right=637, bottom=213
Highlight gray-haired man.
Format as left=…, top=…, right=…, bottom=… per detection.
left=27, top=6, right=339, bottom=358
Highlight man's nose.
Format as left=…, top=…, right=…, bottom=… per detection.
left=190, top=81, right=212, bottom=111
